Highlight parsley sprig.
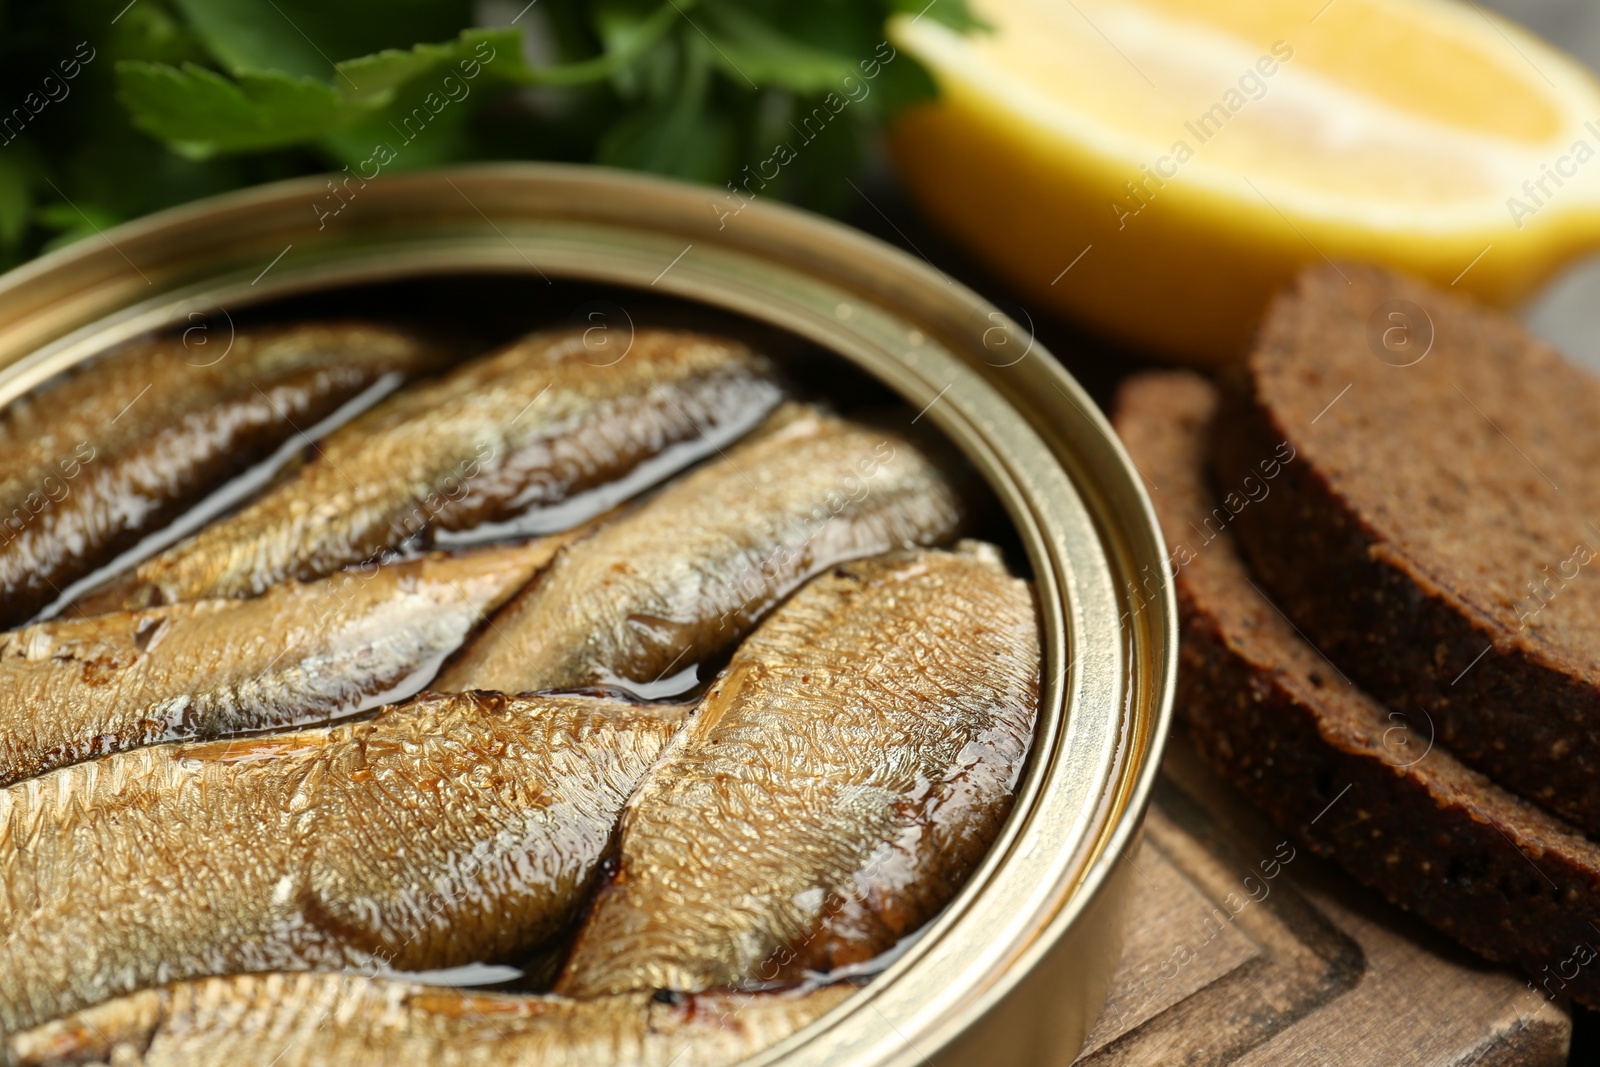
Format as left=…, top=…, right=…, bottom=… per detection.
left=0, top=0, right=978, bottom=268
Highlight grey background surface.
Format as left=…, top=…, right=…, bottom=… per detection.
left=1481, top=0, right=1600, bottom=364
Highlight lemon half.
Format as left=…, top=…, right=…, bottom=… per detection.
left=889, top=0, right=1600, bottom=364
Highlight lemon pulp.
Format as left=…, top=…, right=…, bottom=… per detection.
left=890, top=0, right=1600, bottom=364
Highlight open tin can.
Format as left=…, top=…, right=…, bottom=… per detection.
left=0, top=165, right=1175, bottom=1066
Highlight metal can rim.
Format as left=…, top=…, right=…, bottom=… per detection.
left=0, top=163, right=1176, bottom=1066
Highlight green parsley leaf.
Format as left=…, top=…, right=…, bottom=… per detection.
left=167, top=0, right=474, bottom=80
left=115, top=62, right=342, bottom=158
left=0, top=0, right=978, bottom=261
left=699, top=2, right=858, bottom=94
left=114, top=28, right=524, bottom=159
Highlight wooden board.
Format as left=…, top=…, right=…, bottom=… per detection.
left=1075, top=739, right=1572, bottom=1065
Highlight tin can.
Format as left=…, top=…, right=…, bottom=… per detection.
left=0, top=164, right=1175, bottom=1066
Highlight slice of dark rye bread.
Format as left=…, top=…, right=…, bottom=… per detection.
left=1213, top=263, right=1600, bottom=837
left=1114, top=371, right=1600, bottom=1008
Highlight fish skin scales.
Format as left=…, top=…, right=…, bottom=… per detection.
left=0, top=322, right=443, bottom=628
left=0, top=538, right=571, bottom=787
left=5, top=973, right=853, bottom=1067
left=556, top=544, right=1041, bottom=997
left=0, top=692, right=682, bottom=1034
left=92, top=329, right=782, bottom=610
left=436, top=405, right=967, bottom=695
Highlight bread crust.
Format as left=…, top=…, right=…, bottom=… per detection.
left=1116, top=370, right=1600, bottom=1008
left=1214, top=264, right=1600, bottom=835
